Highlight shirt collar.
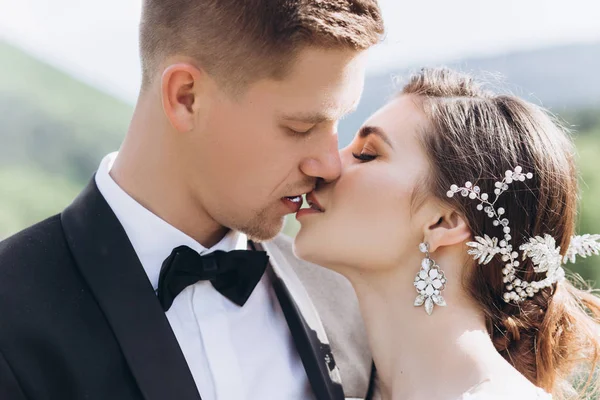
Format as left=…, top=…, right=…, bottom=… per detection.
left=95, top=152, right=246, bottom=290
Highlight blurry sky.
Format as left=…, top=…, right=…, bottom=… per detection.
left=1, top=0, right=599, bottom=103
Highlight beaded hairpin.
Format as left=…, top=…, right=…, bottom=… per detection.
left=447, top=167, right=600, bottom=303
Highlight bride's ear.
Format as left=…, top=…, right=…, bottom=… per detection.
left=424, top=207, right=471, bottom=253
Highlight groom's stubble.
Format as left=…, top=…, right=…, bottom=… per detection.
left=238, top=178, right=317, bottom=242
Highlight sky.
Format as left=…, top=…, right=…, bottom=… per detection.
left=1, top=0, right=599, bottom=103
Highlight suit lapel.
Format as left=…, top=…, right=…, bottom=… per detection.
left=61, top=178, right=201, bottom=400
left=256, top=241, right=345, bottom=400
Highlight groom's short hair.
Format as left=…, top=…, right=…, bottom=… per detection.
left=139, top=0, right=384, bottom=91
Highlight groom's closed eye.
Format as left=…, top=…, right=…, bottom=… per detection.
left=280, top=113, right=328, bottom=137
left=283, top=119, right=316, bottom=134
left=286, top=126, right=315, bottom=136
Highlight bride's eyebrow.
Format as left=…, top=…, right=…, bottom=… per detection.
left=359, top=125, right=394, bottom=149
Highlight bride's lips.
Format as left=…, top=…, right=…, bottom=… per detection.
left=306, top=192, right=325, bottom=212
left=296, top=191, right=325, bottom=220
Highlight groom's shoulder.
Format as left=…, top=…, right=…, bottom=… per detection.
left=0, top=214, right=86, bottom=329
left=0, top=214, right=71, bottom=284
left=0, top=214, right=65, bottom=258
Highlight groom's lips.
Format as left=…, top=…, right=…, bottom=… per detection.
left=281, top=195, right=304, bottom=213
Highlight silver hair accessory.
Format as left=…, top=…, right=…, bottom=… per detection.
left=414, top=242, right=447, bottom=315
left=447, top=166, right=600, bottom=303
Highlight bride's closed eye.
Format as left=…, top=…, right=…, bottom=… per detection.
left=352, top=143, right=379, bottom=162
left=352, top=152, right=378, bottom=162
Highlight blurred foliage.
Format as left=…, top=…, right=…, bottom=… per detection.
left=0, top=166, right=80, bottom=230
left=0, top=41, right=599, bottom=288
left=564, top=108, right=600, bottom=135
left=572, top=126, right=600, bottom=285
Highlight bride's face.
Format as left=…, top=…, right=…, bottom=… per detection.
left=294, top=95, right=435, bottom=271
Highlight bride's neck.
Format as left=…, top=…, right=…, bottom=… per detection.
left=346, top=252, right=510, bottom=400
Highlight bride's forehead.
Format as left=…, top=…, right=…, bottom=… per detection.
left=363, top=98, right=428, bottom=141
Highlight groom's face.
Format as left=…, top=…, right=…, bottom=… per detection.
left=187, top=47, right=367, bottom=240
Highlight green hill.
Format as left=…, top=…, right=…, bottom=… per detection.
left=0, top=40, right=133, bottom=237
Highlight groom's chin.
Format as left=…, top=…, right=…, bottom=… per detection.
left=240, top=215, right=286, bottom=243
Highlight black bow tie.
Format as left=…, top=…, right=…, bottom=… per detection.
left=157, top=245, right=269, bottom=311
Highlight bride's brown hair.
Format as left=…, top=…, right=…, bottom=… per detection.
left=402, top=67, right=600, bottom=399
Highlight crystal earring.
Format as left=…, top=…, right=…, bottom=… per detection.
left=413, top=242, right=447, bottom=315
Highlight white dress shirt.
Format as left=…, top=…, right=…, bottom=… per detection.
left=95, top=152, right=313, bottom=400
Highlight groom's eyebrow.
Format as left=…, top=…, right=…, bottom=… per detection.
left=282, top=112, right=331, bottom=124
left=281, top=104, right=359, bottom=124
left=359, top=125, right=394, bottom=149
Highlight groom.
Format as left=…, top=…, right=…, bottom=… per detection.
left=0, top=1, right=383, bottom=399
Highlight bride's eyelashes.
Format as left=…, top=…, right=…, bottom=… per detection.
left=352, top=152, right=378, bottom=162
left=352, top=142, right=380, bottom=162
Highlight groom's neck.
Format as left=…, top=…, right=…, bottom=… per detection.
left=110, top=100, right=229, bottom=248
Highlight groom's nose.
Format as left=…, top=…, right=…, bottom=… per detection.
left=299, top=130, right=341, bottom=183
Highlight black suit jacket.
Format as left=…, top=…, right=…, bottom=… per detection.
left=0, top=179, right=350, bottom=400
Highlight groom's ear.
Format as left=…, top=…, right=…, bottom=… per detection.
left=161, top=63, right=205, bottom=133
left=424, top=206, right=471, bottom=253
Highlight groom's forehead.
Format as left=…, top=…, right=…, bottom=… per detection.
left=274, top=74, right=364, bottom=123
left=280, top=47, right=366, bottom=88
left=245, top=48, right=365, bottom=122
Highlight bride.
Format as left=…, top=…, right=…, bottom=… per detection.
left=294, top=67, right=600, bottom=400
